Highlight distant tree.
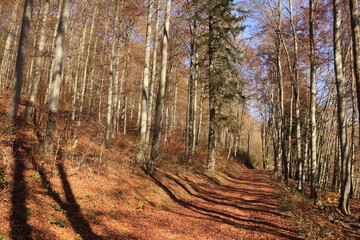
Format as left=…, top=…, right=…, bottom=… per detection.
left=0, top=2, right=19, bottom=95
left=105, top=0, right=122, bottom=147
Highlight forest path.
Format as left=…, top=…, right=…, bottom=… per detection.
left=1, top=122, right=302, bottom=240
left=131, top=169, right=302, bottom=240
left=2, top=131, right=303, bottom=240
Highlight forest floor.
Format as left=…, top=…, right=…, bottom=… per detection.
left=0, top=98, right=360, bottom=239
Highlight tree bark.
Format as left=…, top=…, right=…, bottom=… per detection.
left=78, top=6, right=97, bottom=127
left=349, top=0, right=360, bottom=145
left=309, top=0, right=319, bottom=202
left=105, top=1, right=121, bottom=147
left=334, top=0, right=351, bottom=215
left=147, top=0, right=171, bottom=175
left=10, top=0, right=33, bottom=121
left=0, top=2, right=19, bottom=95
left=26, top=0, right=50, bottom=121
left=137, top=0, right=153, bottom=164
left=44, top=0, right=71, bottom=150
left=146, top=0, right=162, bottom=143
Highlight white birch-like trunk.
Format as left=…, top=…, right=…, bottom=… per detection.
left=105, top=1, right=121, bottom=147
left=0, top=2, right=19, bottom=94
left=309, top=0, right=319, bottom=202
left=71, top=15, right=88, bottom=122
left=146, top=0, right=162, bottom=143
left=147, top=0, right=171, bottom=175
left=334, top=0, right=351, bottom=215
left=137, top=0, right=153, bottom=163
left=44, top=0, right=71, bottom=150
left=78, top=7, right=97, bottom=127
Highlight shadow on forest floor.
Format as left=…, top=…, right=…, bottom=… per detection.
left=10, top=121, right=102, bottom=239
left=151, top=170, right=302, bottom=240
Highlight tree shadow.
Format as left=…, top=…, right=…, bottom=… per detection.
left=151, top=174, right=303, bottom=240
left=30, top=148, right=102, bottom=239
left=10, top=130, right=32, bottom=239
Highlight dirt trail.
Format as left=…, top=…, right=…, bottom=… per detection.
left=2, top=148, right=302, bottom=240
left=2, top=126, right=301, bottom=239
left=130, top=169, right=302, bottom=240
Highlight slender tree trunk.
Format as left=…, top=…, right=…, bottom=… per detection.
left=120, top=28, right=132, bottom=134
left=78, top=6, right=97, bottom=127
left=10, top=0, right=33, bottom=121
left=26, top=0, right=50, bottom=121
left=44, top=0, right=71, bottom=150
left=147, top=0, right=162, bottom=143
left=71, top=16, right=88, bottom=122
left=137, top=0, right=153, bottom=164
left=188, top=17, right=198, bottom=160
left=147, top=0, right=171, bottom=175
left=286, top=87, right=293, bottom=181
left=334, top=0, right=351, bottom=215
left=349, top=0, right=360, bottom=145
left=309, top=0, right=319, bottom=202
left=207, top=10, right=217, bottom=173
left=88, top=36, right=98, bottom=113
left=105, top=1, right=121, bottom=147
left=0, top=2, right=19, bottom=95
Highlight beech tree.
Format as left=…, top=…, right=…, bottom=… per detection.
left=147, top=0, right=172, bottom=175
left=137, top=0, right=153, bottom=164
left=26, top=0, right=50, bottom=121
left=44, top=0, right=71, bottom=150
left=9, top=0, right=32, bottom=121
left=334, top=0, right=351, bottom=215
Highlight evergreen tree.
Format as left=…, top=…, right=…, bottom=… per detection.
left=200, top=0, right=246, bottom=172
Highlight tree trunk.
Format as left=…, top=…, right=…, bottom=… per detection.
left=105, top=1, right=121, bottom=147
left=10, top=0, right=33, bottom=121
left=146, top=0, right=162, bottom=143
left=147, top=0, right=171, bottom=175
left=71, top=16, right=88, bottom=122
left=120, top=29, right=131, bottom=134
left=349, top=0, right=360, bottom=145
left=309, top=0, right=319, bottom=202
left=334, top=0, right=351, bottom=215
left=78, top=6, right=97, bottom=127
left=0, top=2, right=19, bottom=95
left=188, top=16, right=198, bottom=160
left=44, top=0, right=71, bottom=150
left=137, top=0, right=153, bottom=164
left=26, top=0, right=50, bottom=121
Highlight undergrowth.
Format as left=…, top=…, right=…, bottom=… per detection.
left=272, top=183, right=350, bottom=240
